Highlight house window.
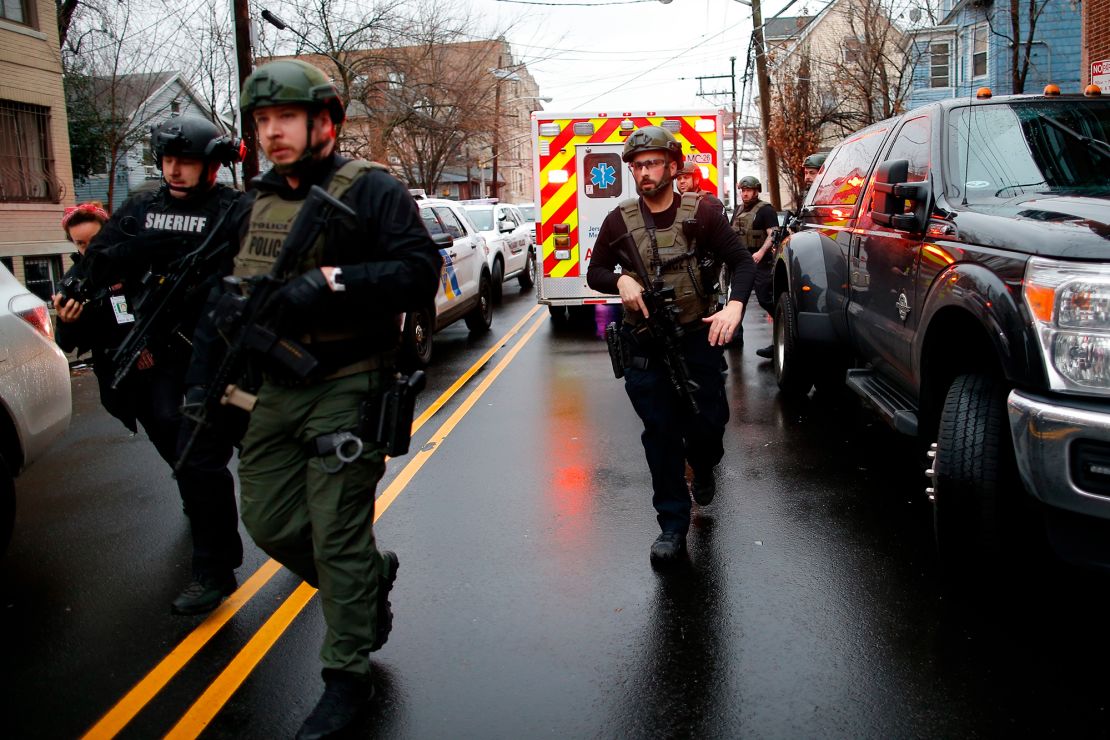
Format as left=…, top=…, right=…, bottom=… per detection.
left=930, top=42, right=951, bottom=88
left=0, top=0, right=28, bottom=24
left=972, top=25, right=989, bottom=78
left=170, top=100, right=180, bottom=113
left=0, top=100, right=59, bottom=203
left=142, top=140, right=155, bottom=166
left=23, top=256, right=63, bottom=302
left=387, top=72, right=404, bottom=91
left=843, top=38, right=863, bottom=64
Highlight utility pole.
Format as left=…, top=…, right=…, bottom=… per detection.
left=730, top=55, right=738, bottom=204
left=692, top=61, right=739, bottom=202
left=491, top=79, right=500, bottom=199
left=751, top=0, right=780, bottom=209
left=233, top=0, right=258, bottom=184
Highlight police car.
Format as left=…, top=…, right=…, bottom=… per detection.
left=0, top=263, right=72, bottom=555
left=461, top=200, right=535, bottom=302
left=404, top=198, right=493, bottom=367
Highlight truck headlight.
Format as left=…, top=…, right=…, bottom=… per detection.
left=1024, top=257, right=1110, bottom=394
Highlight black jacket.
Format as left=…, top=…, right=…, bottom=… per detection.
left=187, top=153, right=442, bottom=385
left=55, top=254, right=141, bottom=431
left=82, top=182, right=249, bottom=369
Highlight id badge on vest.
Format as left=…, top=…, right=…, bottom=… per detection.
left=110, top=294, right=135, bottom=325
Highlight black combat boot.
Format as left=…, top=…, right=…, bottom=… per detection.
left=295, top=669, right=374, bottom=740
left=171, top=573, right=237, bottom=616
left=371, top=550, right=399, bottom=651
left=755, top=344, right=774, bottom=359
left=691, top=468, right=717, bottom=507
left=650, top=531, right=687, bottom=566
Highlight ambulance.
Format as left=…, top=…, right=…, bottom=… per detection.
left=530, top=109, right=727, bottom=317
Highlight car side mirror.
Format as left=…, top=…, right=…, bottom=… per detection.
left=498, top=219, right=514, bottom=233
left=431, top=232, right=454, bottom=248
left=871, top=158, right=930, bottom=233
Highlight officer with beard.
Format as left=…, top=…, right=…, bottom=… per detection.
left=803, top=152, right=827, bottom=190
left=81, top=115, right=249, bottom=616
left=587, top=126, right=754, bottom=566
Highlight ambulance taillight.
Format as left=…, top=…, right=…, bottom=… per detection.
left=553, top=223, right=572, bottom=261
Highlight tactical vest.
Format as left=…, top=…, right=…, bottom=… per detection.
left=236, top=160, right=394, bottom=377
left=733, top=198, right=769, bottom=251
left=235, top=160, right=388, bottom=279
left=618, top=191, right=714, bottom=327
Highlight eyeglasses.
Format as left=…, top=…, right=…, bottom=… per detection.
left=628, top=158, right=667, bottom=172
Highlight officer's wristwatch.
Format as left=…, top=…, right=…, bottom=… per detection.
left=326, top=267, right=346, bottom=292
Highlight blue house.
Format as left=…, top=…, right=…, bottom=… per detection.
left=906, top=0, right=1083, bottom=110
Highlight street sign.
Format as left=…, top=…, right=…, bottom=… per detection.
left=1093, top=59, right=1110, bottom=90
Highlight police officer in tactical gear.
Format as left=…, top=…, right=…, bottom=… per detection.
left=675, top=161, right=725, bottom=217
left=803, top=152, right=827, bottom=190
left=81, top=114, right=249, bottom=616
left=731, top=175, right=779, bottom=359
left=587, top=125, right=755, bottom=566
left=231, top=59, right=441, bottom=737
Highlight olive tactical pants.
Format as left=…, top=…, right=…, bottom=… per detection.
left=239, top=371, right=389, bottom=676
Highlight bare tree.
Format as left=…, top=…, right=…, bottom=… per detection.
left=182, top=0, right=242, bottom=186
left=768, top=54, right=826, bottom=208
left=987, top=0, right=1052, bottom=94
left=62, top=1, right=184, bottom=209
left=827, top=0, right=915, bottom=129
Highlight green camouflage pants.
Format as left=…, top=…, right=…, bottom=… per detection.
left=239, top=370, right=388, bottom=676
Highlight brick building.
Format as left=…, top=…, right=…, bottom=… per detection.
left=1083, top=0, right=1110, bottom=86
left=0, top=0, right=75, bottom=299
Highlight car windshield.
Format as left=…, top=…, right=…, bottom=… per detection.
left=517, top=204, right=536, bottom=221
left=946, top=99, right=1110, bottom=204
left=465, top=207, right=495, bottom=231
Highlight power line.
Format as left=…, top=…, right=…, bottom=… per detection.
left=495, top=0, right=656, bottom=4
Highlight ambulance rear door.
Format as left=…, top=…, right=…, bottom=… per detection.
left=575, top=142, right=634, bottom=291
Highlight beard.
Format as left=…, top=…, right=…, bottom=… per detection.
left=636, top=173, right=672, bottom=198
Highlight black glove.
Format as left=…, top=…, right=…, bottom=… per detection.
left=268, top=269, right=330, bottom=313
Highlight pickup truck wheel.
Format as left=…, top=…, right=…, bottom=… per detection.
left=400, top=306, right=434, bottom=369
left=517, top=249, right=535, bottom=289
left=773, top=293, right=814, bottom=397
left=491, top=257, right=504, bottom=304
left=930, top=373, right=1015, bottom=575
left=0, top=456, right=14, bottom=557
left=464, top=272, right=493, bottom=333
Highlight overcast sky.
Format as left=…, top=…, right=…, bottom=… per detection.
left=465, top=0, right=803, bottom=114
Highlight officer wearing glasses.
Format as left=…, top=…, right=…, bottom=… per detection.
left=587, top=125, right=755, bottom=566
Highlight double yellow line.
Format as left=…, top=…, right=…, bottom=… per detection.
left=84, top=304, right=548, bottom=739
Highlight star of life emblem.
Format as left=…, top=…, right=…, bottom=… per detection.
left=590, top=162, right=616, bottom=189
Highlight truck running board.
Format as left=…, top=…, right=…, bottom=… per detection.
left=845, top=369, right=919, bottom=436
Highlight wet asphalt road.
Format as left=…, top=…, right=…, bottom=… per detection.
left=3, top=284, right=1110, bottom=738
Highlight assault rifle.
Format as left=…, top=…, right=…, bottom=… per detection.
left=175, top=185, right=355, bottom=474
left=109, top=203, right=239, bottom=390
left=613, top=231, right=701, bottom=415
left=769, top=210, right=797, bottom=254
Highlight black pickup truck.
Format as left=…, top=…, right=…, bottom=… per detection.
left=771, top=89, right=1110, bottom=569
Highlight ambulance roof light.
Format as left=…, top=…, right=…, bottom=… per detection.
left=539, top=123, right=560, bottom=137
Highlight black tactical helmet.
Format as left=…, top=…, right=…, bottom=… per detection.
left=240, top=59, right=346, bottom=126
left=803, top=152, right=828, bottom=170
left=150, top=115, right=243, bottom=169
left=738, top=175, right=762, bottom=191
left=622, top=125, right=683, bottom=164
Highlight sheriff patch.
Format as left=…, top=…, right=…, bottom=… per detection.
left=144, top=213, right=209, bottom=233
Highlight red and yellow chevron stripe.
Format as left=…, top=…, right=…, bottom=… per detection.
left=536, top=114, right=720, bottom=279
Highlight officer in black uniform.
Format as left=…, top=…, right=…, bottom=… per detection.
left=731, top=176, right=779, bottom=359
left=82, top=115, right=249, bottom=615
left=587, top=126, right=754, bottom=566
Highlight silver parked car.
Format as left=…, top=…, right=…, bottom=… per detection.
left=0, top=263, right=72, bottom=555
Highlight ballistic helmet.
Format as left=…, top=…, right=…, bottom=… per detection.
left=150, top=116, right=244, bottom=169
left=678, top=161, right=701, bottom=177
left=622, top=125, right=683, bottom=164
left=739, top=175, right=762, bottom=191
left=240, top=59, right=346, bottom=126
left=803, top=152, right=828, bottom=170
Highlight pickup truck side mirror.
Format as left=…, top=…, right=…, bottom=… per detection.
left=431, top=232, right=454, bottom=248
left=871, top=158, right=930, bottom=233
left=498, top=218, right=514, bottom=233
